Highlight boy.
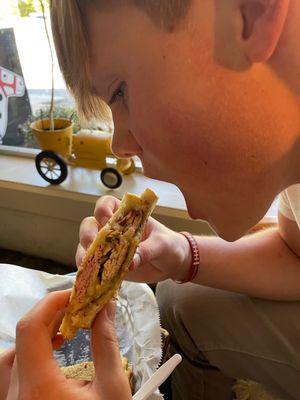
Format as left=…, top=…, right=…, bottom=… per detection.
left=52, top=1, right=300, bottom=399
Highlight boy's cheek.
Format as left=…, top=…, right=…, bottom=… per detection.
left=130, top=78, right=238, bottom=170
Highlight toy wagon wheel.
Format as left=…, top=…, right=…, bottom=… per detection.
left=35, top=150, right=68, bottom=185
left=101, top=167, right=123, bottom=189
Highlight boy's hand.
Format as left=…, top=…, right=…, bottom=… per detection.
left=77, top=195, right=191, bottom=283
left=1, top=290, right=131, bottom=400
left=0, top=347, right=15, bottom=400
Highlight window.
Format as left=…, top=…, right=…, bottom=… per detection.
left=0, top=0, right=141, bottom=181
left=0, top=0, right=74, bottom=148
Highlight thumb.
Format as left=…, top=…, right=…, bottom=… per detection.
left=133, top=234, right=165, bottom=269
left=6, top=357, right=19, bottom=400
left=0, top=347, right=15, bottom=400
left=91, top=302, right=131, bottom=397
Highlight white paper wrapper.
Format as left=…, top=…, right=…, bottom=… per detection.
left=0, top=264, right=163, bottom=399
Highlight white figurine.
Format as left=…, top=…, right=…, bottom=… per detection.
left=0, top=66, right=25, bottom=144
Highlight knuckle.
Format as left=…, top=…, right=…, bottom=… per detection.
left=79, top=217, right=97, bottom=248
left=80, top=215, right=94, bottom=226
left=79, top=216, right=94, bottom=236
left=94, top=196, right=119, bottom=221
left=99, top=328, right=120, bottom=350
left=139, top=243, right=152, bottom=263
left=16, top=317, right=32, bottom=335
left=94, top=195, right=112, bottom=211
left=95, top=195, right=115, bottom=206
left=76, top=243, right=85, bottom=268
left=45, top=291, right=57, bottom=302
left=160, top=233, right=170, bottom=246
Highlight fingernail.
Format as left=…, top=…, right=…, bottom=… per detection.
left=100, top=216, right=109, bottom=226
left=106, top=301, right=116, bottom=321
left=133, top=253, right=141, bottom=269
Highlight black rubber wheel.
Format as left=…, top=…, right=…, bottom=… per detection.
left=101, top=167, right=123, bottom=189
left=35, top=150, right=68, bottom=185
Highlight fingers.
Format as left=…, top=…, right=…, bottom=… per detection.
left=94, top=195, right=120, bottom=225
left=77, top=218, right=99, bottom=267
left=91, top=302, right=120, bottom=376
left=52, top=333, right=65, bottom=350
left=0, top=347, right=15, bottom=400
left=127, top=262, right=165, bottom=283
left=0, top=347, right=15, bottom=368
left=6, top=357, right=18, bottom=400
left=16, top=290, right=70, bottom=383
left=49, top=308, right=66, bottom=338
left=77, top=196, right=121, bottom=268
left=133, top=234, right=166, bottom=268
left=91, top=302, right=131, bottom=398
left=126, top=234, right=169, bottom=283
left=79, top=217, right=99, bottom=250
left=76, top=243, right=86, bottom=268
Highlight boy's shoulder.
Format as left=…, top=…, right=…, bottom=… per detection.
left=279, top=184, right=300, bottom=227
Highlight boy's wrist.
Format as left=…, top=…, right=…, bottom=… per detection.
left=172, top=232, right=194, bottom=282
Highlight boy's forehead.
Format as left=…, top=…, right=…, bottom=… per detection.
left=85, top=5, right=131, bottom=59
left=87, top=29, right=123, bottom=90
left=85, top=5, right=148, bottom=91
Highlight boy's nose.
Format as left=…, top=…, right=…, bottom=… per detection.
left=111, top=128, right=142, bottom=159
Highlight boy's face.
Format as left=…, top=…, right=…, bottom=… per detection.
left=86, top=2, right=298, bottom=240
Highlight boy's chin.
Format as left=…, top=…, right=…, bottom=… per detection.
left=209, top=217, right=257, bottom=241
left=189, top=211, right=248, bottom=241
left=185, top=198, right=257, bottom=241
left=210, top=224, right=247, bottom=242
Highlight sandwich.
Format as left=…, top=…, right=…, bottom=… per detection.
left=61, top=357, right=134, bottom=391
left=60, top=188, right=158, bottom=339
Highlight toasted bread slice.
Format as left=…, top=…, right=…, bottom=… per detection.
left=61, top=356, right=134, bottom=391
left=60, top=189, right=158, bottom=339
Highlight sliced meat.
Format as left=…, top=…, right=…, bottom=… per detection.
left=75, top=246, right=103, bottom=301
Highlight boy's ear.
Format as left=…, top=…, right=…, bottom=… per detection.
left=239, top=0, right=290, bottom=62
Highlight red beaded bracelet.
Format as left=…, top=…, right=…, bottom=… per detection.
left=175, top=232, right=200, bottom=284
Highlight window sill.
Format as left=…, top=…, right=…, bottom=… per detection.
left=0, top=151, right=214, bottom=265
left=0, top=149, right=189, bottom=218
left=0, top=151, right=277, bottom=265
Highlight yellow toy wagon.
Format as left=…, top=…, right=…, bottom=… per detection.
left=31, top=118, right=135, bottom=189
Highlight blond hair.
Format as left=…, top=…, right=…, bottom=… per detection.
left=50, top=0, right=191, bottom=120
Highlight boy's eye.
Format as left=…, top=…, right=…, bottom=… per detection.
left=108, top=82, right=127, bottom=106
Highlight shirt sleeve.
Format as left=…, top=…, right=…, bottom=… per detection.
left=278, top=190, right=296, bottom=222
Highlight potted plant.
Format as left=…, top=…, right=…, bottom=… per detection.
left=19, top=105, right=81, bottom=148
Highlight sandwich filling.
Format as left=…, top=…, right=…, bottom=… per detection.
left=70, top=209, right=143, bottom=319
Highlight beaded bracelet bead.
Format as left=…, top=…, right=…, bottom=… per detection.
left=175, top=232, right=200, bottom=284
